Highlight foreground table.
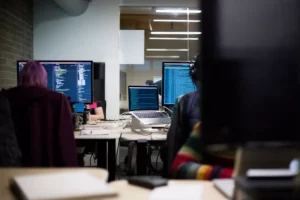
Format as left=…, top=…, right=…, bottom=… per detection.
left=0, top=168, right=108, bottom=200
left=105, top=180, right=228, bottom=200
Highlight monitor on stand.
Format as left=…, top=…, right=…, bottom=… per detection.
left=162, top=62, right=196, bottom=108
left=17, top=61, right=93, bottom=104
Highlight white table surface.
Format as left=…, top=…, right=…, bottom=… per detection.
left=74, top=121, right=167, bottom=141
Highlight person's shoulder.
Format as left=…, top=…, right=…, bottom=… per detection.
left=183, top=91, right=199, bottom=98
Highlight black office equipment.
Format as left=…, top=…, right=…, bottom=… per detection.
left=200, top=0, right=300, bottom=148
left=93, top=62, right=105, bottom=102
left=128, top=176, right=168, bottom=189
left=17, top=61, right=93, bottom=104
left=235, top=176, right=300, bottom=200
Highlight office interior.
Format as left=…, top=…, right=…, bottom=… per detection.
left=1, top=0, right=300, bottom=200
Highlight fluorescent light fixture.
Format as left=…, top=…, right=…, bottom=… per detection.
left=156, top=9, right=201, bottom=14
left=153, top=19, right=201, bottom=23
left=146, top=56, right=180, bottom=59
left=151, top=31, right=202, bottom=35
left=146, top=49, right=188, bottom=52
left=149, top=37, right=198, bottom=41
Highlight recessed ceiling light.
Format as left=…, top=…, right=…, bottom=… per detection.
left=151, top=31, right=202, bottom=35
left=156, top=9, right=201, bottom=14
left=149, top=37, right=198, bottom=40
left=146, top=56, right=180, bottom=59
left=146, top=49, right=188, bottom=52
left=153, top=19, right=201, bottom=23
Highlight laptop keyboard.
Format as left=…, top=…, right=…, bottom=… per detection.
left=133, top=111, right=167, bottom=119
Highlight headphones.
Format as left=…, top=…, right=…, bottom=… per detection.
left=189, top=54, right=200, bottom=83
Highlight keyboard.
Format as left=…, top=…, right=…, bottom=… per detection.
left=133, top=111, right=167, bottom=119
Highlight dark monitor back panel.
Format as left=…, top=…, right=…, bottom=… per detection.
left=93, top=62, right=105, bottom=102
left=200, top=0, right=300, bottom=146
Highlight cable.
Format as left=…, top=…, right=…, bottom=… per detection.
left=156, top=151, right=161, bottom=172
left=115, top=132, right=123, bottom=167
left=163, top=106, right=173, bottom=114
left=163, top=123, right=171, bottom=132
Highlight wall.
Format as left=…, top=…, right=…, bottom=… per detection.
left=0, top=0, right=33, bottom=89
left=121, top=0, right=199, bottom=7
left=34, top=0, right=120, bottom=119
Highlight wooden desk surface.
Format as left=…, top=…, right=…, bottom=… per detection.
left=105, top=180, right=228, bottom=200
left=0, top=168, right=108, bottom=200
left=120, top=129, right=167, bottom=141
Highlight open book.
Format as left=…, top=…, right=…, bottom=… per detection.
left=11, top=171, right=117, bottom=200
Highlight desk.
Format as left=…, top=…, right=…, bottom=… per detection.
left=75, top=121, right=168, bottom=178
left=104, top=180, right=228, bottom=200
left=0, top=168, right=108, bottom=200
left=120, top=128, right=167, bottom=141
left=75, top=124, right=122, bottom=181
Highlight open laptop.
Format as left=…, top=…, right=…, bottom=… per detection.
left=128, top=86, right=171, bottom=125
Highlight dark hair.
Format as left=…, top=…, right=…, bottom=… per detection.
left=19, top=61, right=47, bottom=87
left=190, top=54, right=202, bottom=83
left=145, top=80, right=154, bottom=85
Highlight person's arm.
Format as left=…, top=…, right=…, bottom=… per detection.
left=57, top=94, right=78, bottom=166
left=90, top=107, right=104, bottom=120
left=170, top=122, right=233, bottom=179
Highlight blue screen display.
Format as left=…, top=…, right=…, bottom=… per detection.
left=163, top=63, right=196, bottom=105
left=18, top=61, right=92, bottom=103
left=129, top=87, right=159, bottom=111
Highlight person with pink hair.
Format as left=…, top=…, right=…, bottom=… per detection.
left=3, top=61, right=78, bottom=166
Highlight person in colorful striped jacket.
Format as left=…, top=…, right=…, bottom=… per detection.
left=170, top=122, right=234, bottom=179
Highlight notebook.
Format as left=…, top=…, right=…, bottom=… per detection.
left=148, top=184, right=203, bottom=200
left=11, top=172, right=116, bottom=200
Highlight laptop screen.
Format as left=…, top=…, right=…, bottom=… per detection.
left=128, top=86, right=159, bottom=111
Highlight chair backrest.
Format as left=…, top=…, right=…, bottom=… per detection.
left=0, top=92, right=21, bottom=166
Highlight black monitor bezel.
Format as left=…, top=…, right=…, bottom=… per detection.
left=128, top=85, right=159, bottom=111
left=16, top=60, right=94, bottom=104
left=162, top=61, right=192, bottom=106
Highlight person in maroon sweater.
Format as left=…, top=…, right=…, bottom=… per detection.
left=4, top=61, right=78, bottom=167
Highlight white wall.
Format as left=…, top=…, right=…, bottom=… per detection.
left=120, top=0, right=199, bottom=7
left=34, top=0, right=120, bottom=119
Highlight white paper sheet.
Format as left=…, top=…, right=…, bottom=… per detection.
left=148, top=184, right=203, bottom=200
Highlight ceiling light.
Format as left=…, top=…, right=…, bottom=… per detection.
left=146, top=49, right=188, bottom=52
left=149, top=37, right=198, bottom=40
left=151, top=31, right=202, bottom=35
left=156, top=9, right=201, bottom=14
left=146, top=56, right=180, bottom=59
left=153, top=19, right=201, bottom=23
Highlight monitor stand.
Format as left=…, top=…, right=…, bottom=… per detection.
left=233, top=145, right=300, bottom=200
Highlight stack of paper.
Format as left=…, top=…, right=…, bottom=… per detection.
left=81, top=129, right=109, bottom=135
left=148, top=184, right=203, bottom=200
left=11, top=172, right=116, bottom=200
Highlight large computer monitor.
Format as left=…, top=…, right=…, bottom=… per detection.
left=200, top=0, right=300, bottom=148
left=17, top=61, right=93, bottom=104
left=162, top=62, right=196, bottom=106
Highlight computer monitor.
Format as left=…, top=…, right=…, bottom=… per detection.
left=162, top=62, right=196, bottom=106
left=128, top=86, right=159, bottom=111
left=17, top=61, right=93, bottom=104
left=200, top=0, right=300, bottom=148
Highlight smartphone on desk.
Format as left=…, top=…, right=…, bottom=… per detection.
left=128, top=176, right=168, bottom=189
